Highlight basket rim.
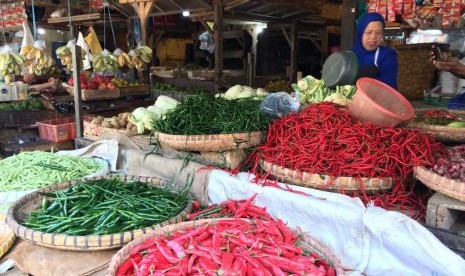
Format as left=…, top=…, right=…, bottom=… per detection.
left=414, top=166, right=465, bottom=201
left=156, top=130, right=266, bottom=139
left=0, top=214, right=15, bottom=259
left=106, top=218, right=345, bottom=276
left=260, top=160, right=393, bottom=191
left=6, top=175, right=192, bottom=251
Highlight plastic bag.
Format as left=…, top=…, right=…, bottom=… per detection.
left=259, top=92, right=300, bottom=119
left=198, top=31, right=214, bottom=54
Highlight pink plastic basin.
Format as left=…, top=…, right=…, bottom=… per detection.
left=348, top=78, right=414, bottom=127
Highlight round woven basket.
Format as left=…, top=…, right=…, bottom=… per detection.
left=414, top=166, right=465, bottom=202
left=6, top=175, right=192, bottom=251
left=155, top=131, right=266, bottom=152
left=261, top=160, right=393, bottom=192
left=106, top=219, right=344, bottom=276
left=0, top=214, right=15, bottom=259
left=404, top=109, right=465, bottom=143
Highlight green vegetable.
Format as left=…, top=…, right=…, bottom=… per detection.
left=152, top=93, right=270, bottom=135
left=23, top=177, right=190, bottom=235
left=0, top=151, right=103, bottom=192
left=447, top=121, right=465, bottom=128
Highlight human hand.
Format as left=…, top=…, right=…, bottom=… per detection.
left=432, top=56, right=465, bottom=78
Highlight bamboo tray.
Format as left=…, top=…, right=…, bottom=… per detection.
left=106, top=219, right=344, bottom=276
left=0, top=214, right=15, bottom=259
left=6, top=175, right=192, bottom=251
left=414, top=166, right=465, bottom=202
left=155, top=131, right=266, bottom=152
left=403, top=109, right=465, bottom=143
left=261, top=160, right=393, bottom=192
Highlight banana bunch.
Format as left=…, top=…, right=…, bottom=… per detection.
left=20, top=45, right=54, bottom=76
left=55, top=45, right=85, bottom=71
left=92, top=49, right=118, bottom=72
left=114, top=49, right=131, bottom=68
left=128, top=45, right=152, bottom=69
left=56, top=45, right=73, bottom=70
left=0, top=52, right=24, bottom=76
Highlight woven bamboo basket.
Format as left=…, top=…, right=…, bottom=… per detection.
left=261, top=160, right=393, bottom=192
left=155, top=131, right=266, bottom=152
left=0, top=214, right=15, bottom=258
left=414, top=166, right=465, bottom=202
left=6, top=175, right=192, bottom=251
left=404, top=109, right=465, bottom=143
left=106, top=219, right=344, bottom=276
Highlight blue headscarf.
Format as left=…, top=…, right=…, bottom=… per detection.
left=352, top=12, right=385, bottom=57
left=351, top=12, right=398, bottom=89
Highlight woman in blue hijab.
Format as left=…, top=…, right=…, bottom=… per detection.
left=352, top=12, right=398, bottom=89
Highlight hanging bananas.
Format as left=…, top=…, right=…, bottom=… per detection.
left=0, top=52, right=24, bottom=77
left=128, top=45, right=152, bottom=70
left=20, top=44, right=54, bottom=76
left=55, top=45, right=85, bottom=71
left=114, top=49, right=131, bottom=68
left=92, top=49, right=118, bottom=73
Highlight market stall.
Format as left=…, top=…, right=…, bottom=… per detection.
left=3, top=0, right=465, bottom=275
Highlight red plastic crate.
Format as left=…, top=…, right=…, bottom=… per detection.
left=37, top=117, right=76, bottom=142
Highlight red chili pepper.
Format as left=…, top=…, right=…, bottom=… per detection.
left=116, top=253, right=141, bottom=276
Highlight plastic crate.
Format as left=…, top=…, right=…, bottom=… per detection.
left=37, top=117, right=76, bottom=142
left=448, top=93, right=465, bottom=110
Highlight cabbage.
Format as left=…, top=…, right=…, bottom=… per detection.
left=256, top=88, right=269, bottom=96
left=224, top=84, right=243, bottom=99
left=155, top=95, right=179, bottom=112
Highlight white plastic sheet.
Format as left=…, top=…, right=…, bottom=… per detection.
left=208, top=170, right=465, bottom=276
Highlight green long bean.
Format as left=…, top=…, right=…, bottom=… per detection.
left=152, top=94, right=270, bottom=135
left=0, top=151, right=103, bottom=192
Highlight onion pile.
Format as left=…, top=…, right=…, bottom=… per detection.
left=433, top=145, right=465, bottom=182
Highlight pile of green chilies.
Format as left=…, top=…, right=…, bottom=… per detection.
left=0, top=151, right=104, bottom=192
left=152, top=94, right=270, bottom=135
left=23, top=178, right=189, bottom=235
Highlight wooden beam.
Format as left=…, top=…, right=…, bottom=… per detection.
left=340, top=0, right=356, bottom=50
left=166, top=0, right=182, bottom=10
left=248, top=3, right=273, bottom=13
left=48, top=13, right=101, bottom=24
left=280, top=26, right=291, bottom=47
left=200, top=21, right=213, bottom=36
left=289, top=20, right=298, bottom=82
left=320, top=26, right=329, bottom=61
left=224, top=0, right=250, bottom=11
left=213, top=0, right=224, bottom=92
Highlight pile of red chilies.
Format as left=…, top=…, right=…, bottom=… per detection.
left=252, top=102, right=445, bottom=221
left=117, top=196, right=335, bottom=276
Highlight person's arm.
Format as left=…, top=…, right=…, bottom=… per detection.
left=377, top=48, right=398, bottom=89
left=29, top=78, right=62, bottom=92
left=431, top=51, right=465, bottom=79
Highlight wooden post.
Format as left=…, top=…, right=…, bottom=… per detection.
left=71, top=43, right=83, bottom=140
left=119, top=0, right=155, bottom=46
left=213, top=0, right=224, bottom=92
left=247, top=53, right=254, bottom=87
left=289, top=20, right=298, bottom=82
left=341, top=0, right=356, bottom=51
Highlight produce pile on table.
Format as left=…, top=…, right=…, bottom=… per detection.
left=264, top=79, right=292, bottom=93
left=0, top=98, right=44, bottom=111
left=0, top=151, right=103, bottom=192
left=116, top=195, right=335, bottom=276
left=251, top=102, right=445, bottom=220
left=88, top=112, right=137, bottom=133
left=292, top=75, right=356, bottom=106
left=152, top=94, right=270, bottom=135
left=432, top=145, right=465, bottom=182
left=412, top=109, right=465, bottom=128
left=23, top=178, right=189, bottom=235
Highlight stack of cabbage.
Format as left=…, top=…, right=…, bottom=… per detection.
left=129, top=96, right=179, bottom=134
left=292, top=75, right=356, bottom=106
left=216, top=85, right=269, bottom=100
